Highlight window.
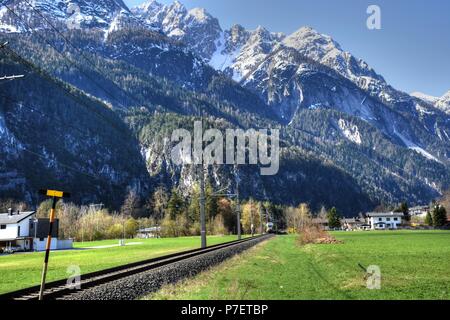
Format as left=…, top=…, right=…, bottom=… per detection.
left=394, top=218, right=398, bottom=221
left=379, top=218, right=382, bottom=222
left=387, top=218, right=391, bottom=222
left=0, top=225, right=6, bottom=230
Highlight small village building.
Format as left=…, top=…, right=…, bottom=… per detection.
left=0, top=209, right=73, bottom=252
left=137, top=227, right=161, bottom=239
left=409, top=206, right=430, bottom=218
left=342, top=218, right=370, bottom=231
left=311, top=218, right=329, bottom=231
left=366, top=212, right=404, bottom=230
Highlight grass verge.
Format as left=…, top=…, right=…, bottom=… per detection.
left=145, top=231, right=450, bottom=300
left=0, top=235, right=242, bottom=294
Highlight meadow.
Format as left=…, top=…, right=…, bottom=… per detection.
left=148, top=231, right=450, bottom=300
left=0, top=235, right=241, bottom=294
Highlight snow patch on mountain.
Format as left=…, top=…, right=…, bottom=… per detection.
left=436, top=90, right=450, bottom=114
left=393, top=127, right=441, bottom=163
left=412, top=90, right=450, bottom=115
left=411, top=92, right=439, bottom=104
left=133, top=0, right=222, bottom=60
left=0, top=111, right=22, bottom=157
left=338, top=119, right=362, bottom=145
left=0, top=0, right=133, bottom=35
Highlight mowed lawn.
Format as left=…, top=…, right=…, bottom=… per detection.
left=149, top=231, right=450, bottom=300
left=0, top=235, right=241, bottom=294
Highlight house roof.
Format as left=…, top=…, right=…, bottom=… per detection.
left=312, top=218, right=328, bottom=224
left=342, top=218, right=364, bottom=224
left=138, top=227, right=161, bottom=233
left=409, top=206, right=429, bottom=211
left=0, top=211, right=36, bottom=225
left=366, top=212, right=404, bottom=218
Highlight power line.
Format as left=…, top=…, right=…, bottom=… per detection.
left=0, top=91, right=135, bottom=191
left=0, top=90, right=102, bottom=142
left=1, top=2, right=132, bottom=111
left=11, top=0, right=156, bottom=112
left=0, top=45, right=136, bottom=147
left=0, top=74, right=24, bottom=81
left=0, top=91, right=130, bottom=190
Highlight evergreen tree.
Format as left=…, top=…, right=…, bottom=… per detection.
left=432, top=205, right=447, bottom=227
left=205, top=183, right=219, bottom=220
left=187, top=185, right=200, bottom=222
left=167, top=189, right=185, bottom=220
left=425, top=212, right=433, bottom=226
left=327, top=207, right=341, bottom=229
left=395, top=202, right=410, bottom=222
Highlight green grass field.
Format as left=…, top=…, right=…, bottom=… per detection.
left=0, top=235, right=241, bottom=294
left=148, top=231, right=450, bottom=300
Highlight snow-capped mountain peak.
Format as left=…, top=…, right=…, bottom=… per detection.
left=411, top=90, right=450, bottom=114
left=283, top=26, right=342, bottom=57
left=187, top=8, right=210, bottom=23
left=133, top=0, right=163, bottom=15
left=0, top=0, right=132, bottom=33
left=283, top=26, right=385, bottom=86
left=132, top=0, right=221, bottom=60
left=436, top=90, right=450, bottom=114
left=411, top=92, right=439, bottom=104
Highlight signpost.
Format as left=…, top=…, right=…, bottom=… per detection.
left=38, top=189, right=70, bottom=301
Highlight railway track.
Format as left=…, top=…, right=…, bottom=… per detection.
left=0, top=235, right=272, bottom=301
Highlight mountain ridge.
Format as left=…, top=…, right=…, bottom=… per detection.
left=0, top=0, right=449, bottom=214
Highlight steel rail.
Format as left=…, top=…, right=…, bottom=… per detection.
left=0, top=235, right=272, bottom=301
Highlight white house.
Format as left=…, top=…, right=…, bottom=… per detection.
left=409, top=206, right=430, bottom=218
left=137, top=227, right=161, bottom=239
left=0, top=209, right=73, bottom=252
left=366, top=212, right=404, bottom=230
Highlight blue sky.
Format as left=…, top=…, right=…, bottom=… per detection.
left=124, top=0, right=450, bottom=97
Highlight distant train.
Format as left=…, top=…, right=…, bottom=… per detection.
left=266, top=222, right=275, bottom=234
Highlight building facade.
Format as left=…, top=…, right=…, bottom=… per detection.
left=366, top=212, right=404, bottom=230
left=0, top=209, right=73, bottom=252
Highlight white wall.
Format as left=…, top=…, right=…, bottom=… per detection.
left=33, top=238, right=58, bottom=251
left=0, top=224, right=18, bottom=239
left=0, top=216, right=33, bottom=239
left=370, top=217, right=402, bottom=229
left=57, top=239, right=73, bottom=250
left=33, top=238, right=73, bottom=251
left=18, top=219, right=30, bottom=237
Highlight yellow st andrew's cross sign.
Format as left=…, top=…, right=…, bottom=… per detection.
left=38, top=189, right=71, bottom=301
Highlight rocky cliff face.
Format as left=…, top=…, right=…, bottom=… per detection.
left=0, top=0, right=449, bottom=214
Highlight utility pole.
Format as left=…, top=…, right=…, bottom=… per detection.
left=197, top=106, right=207, bottom=249
left=235, top=169, right=241, bottom=240
left=259, top=203, right=263, bottom=235
left=199, top=164, right=207, bottom=248
left=250, top=199, right=254, bottom=237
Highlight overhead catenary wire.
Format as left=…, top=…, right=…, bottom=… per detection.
left=7, top=0, right=161, bottom=113
left=0, top=90, right=106, bottom=143
left=0, top=54, right=138, bottom=192
left=1, top=2, right=132, bottom=111
left=0, top=44, right=138, bottom=147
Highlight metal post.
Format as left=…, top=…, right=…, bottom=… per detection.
left=250, top=199, right=254, bottom=237
left=38, top=197, right=57, bottom=300
left=200, top=164, right=207, bottom=248
left=259, top=203, right=263, bottom=235
left=236, top=173, right=241, bottom=240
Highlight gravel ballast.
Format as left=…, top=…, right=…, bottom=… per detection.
left=64, top=235, right=273, bottom=300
